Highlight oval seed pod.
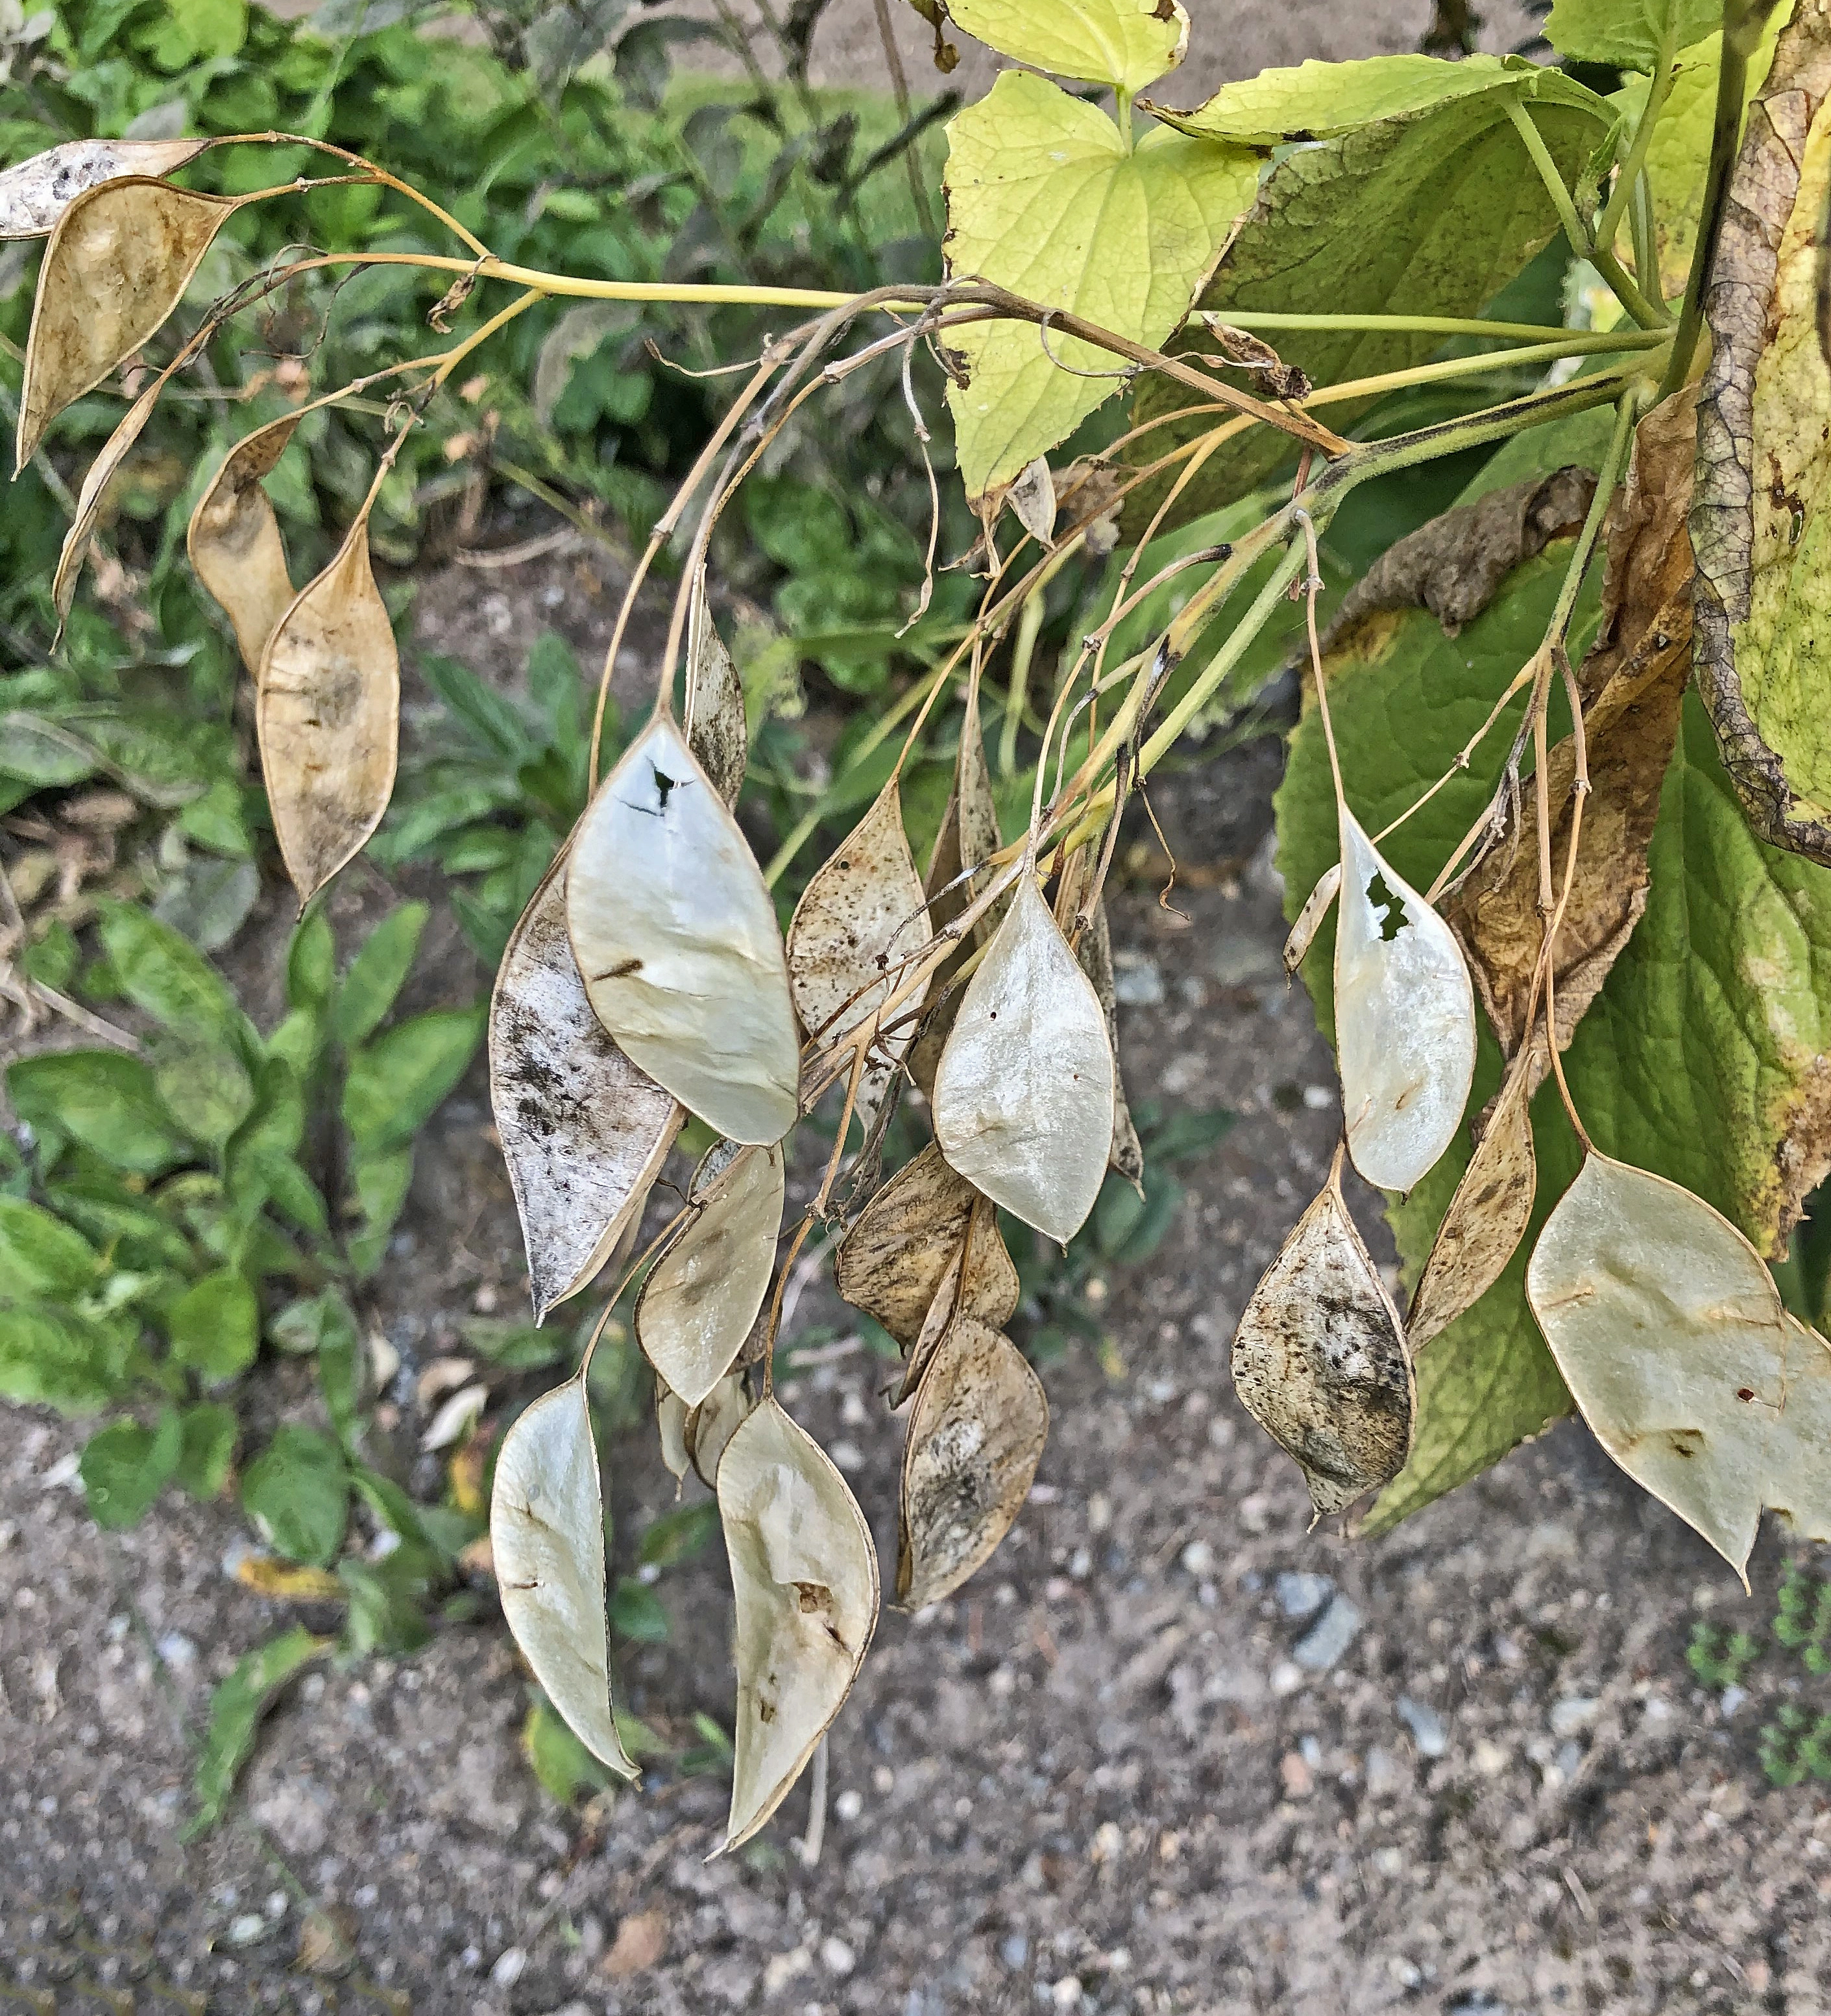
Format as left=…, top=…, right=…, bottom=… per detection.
left=0, top=136, right=208, bottom=239
left=657, top=1379, right=691, bottom=1486
left=1527, top=1153, right=1831, bottom=1581
left=188, top=415, right=301, bottom=674
left=490, top=854, right=682, bottom=1324
left=685, top=576, right=747, bottom=806
left=636, top=1140, right=784, bottom=1407
left=491, top=1379, right=637, bottom=1779
left=1406, top=1044, right=1538, bottom=1350
left=17, top=178, right=237, bottom=470
left=256, top=516, right=400, bottom=903
left=898, top=1315, right=1049, bottom=1611
left=834, top=1140, right=976, bottom=1346
left=1334, top=809, right=1475, bottom=1192
left=786, top=780, right=927, bottom=1131
left=568, top=713, right=800, bottom=1147
left=686, top=1370, right=755, bottom=1488
left=932, top=875, right=1115, bottom=1244
left=1231, top=1153, right=1414, bottom=1517
left=718, top=1398, right=879, bottom=1852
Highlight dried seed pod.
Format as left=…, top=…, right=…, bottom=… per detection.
left=1334, top=809, right=1475, bottom=1192
left=719, top=1398, right=879, bottom=1851
left=188, top=415, right=301, bottom=674
left=1283, top=862, right=1341, bottom=977
left=896, top=1192, right=1019, bottom=1404
left=834, top=1139, right=976, bottom=1346
left=1526, top=1152, right=1831, bottom=1580
left=786, top=780, right=927, bottom=1132
left=17, top=177, right=236, bottom=470
left=636, top=1141, right=784, bottom=1407
left=1008, top=455, right=1058, bottom=546
left=491, top=856, right=682, bottom=1323
left=685, top=576, right=747, bottom=807
left=0, top=137, right=209, bottom=238
left=568, top=713, right=800, bottom=1147
left=51, top=359, right=175, bottom=624
left=1231, top=1155, right=1414, bottom=1516
left=491, top=1380, right=637, bottom=1778
left=897, top=1315, right=1049, bottom=1610
left=1407, top=1045, right=1539, bottom=1350
left=657, top=1379, right=691, bottom=1485
left=256, top=516, right=400, bottom=903
left=1076, top=897, right=1146, bottom=1191
left=686, top=1370, right=755, bottom=1488
left=932, top=875, right=1116, bottom=1243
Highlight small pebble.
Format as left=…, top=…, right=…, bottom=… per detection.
left=1000, top=1934, right=1029, bottom=1970
left=224, top=1915, right=268, bottom=1949
left=1051, top=1978, right=1083, bottom=2010
left=490, top=1947, right=527, bottom=1987
left=1396, top=1695, right=1447, bottom=1758
left=1293, top=1595, right=1362, bottom=1672
left=834, top=1789, right=863, bottom=1823
left=1274, top=1571, right=1333, bottom=1620
left=820, top=1936, right=856, bottom=1978
left=1269, top=1660, right=1305, bottom=1697
left=1549, top=1695, right=1600, bottom=1739
left=1721, top=1684, right=1748, bottom=1717
left=1180, top=1540, right=1215, bottom=1577
left=1278, top=1752, right=1313, bottom=1798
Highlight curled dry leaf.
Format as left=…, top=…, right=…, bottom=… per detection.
left=1283, top=862, right=1340, bottom=977
left=636, top=1141, right=784, bottom=1407
left=1076, top=897, right=1146, bottom=1190
left=17, top=178, right=237, bottom=470
left=934, top=875, right=1117, bottom=1243
left=1406, top=1043, right=1539, bottom=1350
left=1693, top=8, right=1831, bottom=862
left=686, top=1371, right=756, bottom=1488
left=685, top=576, right=747, bottom=806
left=718, top=1397, right=879, bottom=1851
left=188, top=417, right=302, bottom=675
left=490, top=1379, right=637, bottom=1778
left=1231, top=1159, right=1414, bottom=1516
left=491, top=856, right=682, bottom=1322
left=834, top=1139, right=975, bottom=1346
left=657, top=1380, right=691, bottom=1485
left=1449, top=388, right=1699, bottom=1058
left=0, top=136, right=208, bottom=239
left=257, top=516, right=400, bottom=903
left=786, top=781, right=928, bottom=1132
left=897, top=1315, right=1049, bottom=1610
left=1335, top=809, right=1475, bottom=1193
left=1525, top=1152, right=1831, bottom=1580
left=568, top=713, right=800, bottom=1147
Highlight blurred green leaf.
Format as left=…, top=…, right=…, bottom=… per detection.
left=0, top=1197, right=101, bottom=1300
left=637, top=1500, right=720, bottom=1569
left=524, top=1696, right=615, bottom=1804
left=0, top=1301, right=131, bottom=1411
left=175, top=1402, right=239, bottom=1500
left=241, top=1425, right=348, bottom=1566
left=331, top=902, right=430, bottom=1050
left=96, top=900, right=246, bottom=1049
left=165, top=1268, right=260, bottom=1383
left=609, top=1575, right=671, bottom=1642
left=342, top=1005, right=484, bottom=1154
left=151, top=1036, right=256, bottom=1148
left=8, top=1051, right=192, bottom=1175
left=184, top=1626, right=330, bottom=1839
left=80, top=1410, right=182, bottom=1529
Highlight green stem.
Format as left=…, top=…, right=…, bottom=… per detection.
left=1546, top=387, right=1642, bottom=644
left=1661, top=2, right=1770, bottom=398
left=1216, top=311, right=1666, bottom=346
left=1000, top=587, right=1045, bottom=778
left=1595, top=27, right=1678, bottom=260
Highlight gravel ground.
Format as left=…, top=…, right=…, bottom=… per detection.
left=6, top=643, right=1831, bottom=2012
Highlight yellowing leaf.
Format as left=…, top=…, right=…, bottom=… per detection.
left=943, top=69, right=1257, bottom=502
left=686, top=1370, right=756, bottom=1488
left=257, top=518, right=400, bottom=903
left=490, top=1380, right=637, bottom=1779
left=835, top=1140, right=975, bottom=1346
left=491, top=855, right=682, bottom=1323
left=685, top=577, right=747, bottom=807
left=1407, top=1045, right=1538, bottom=1351
left=787, top=781, right=927, bottom=1130
left=1695, top=18, right=1831, bottom=861
left=898, top=1315, right=1049, bottom=1610
left=719, top=1398, right=878, bottom=1851
left=0, top=136, right=208, bottom=239
left=234, top=1557, right=345, bottom=1602
left=1525, top=1152, right=1831, bottom=1579
left=568, top=713, right=800, bottom=1146
left=636, top=1141, right=784, bottom=1407
left=188, top=416, right=300, bottom=675
left=1335, top=809, right=1475, bottom=1193
left=1232, top=1158, right=1414, bottom=1516
left=16, top=177, right=236, bottom=470
left=933, top=875, right=1116, bottom=1243
left=947, top=0, right=1187, bottom=90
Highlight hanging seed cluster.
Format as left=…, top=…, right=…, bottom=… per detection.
left=12, top=0, right=1831, bottom=1843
